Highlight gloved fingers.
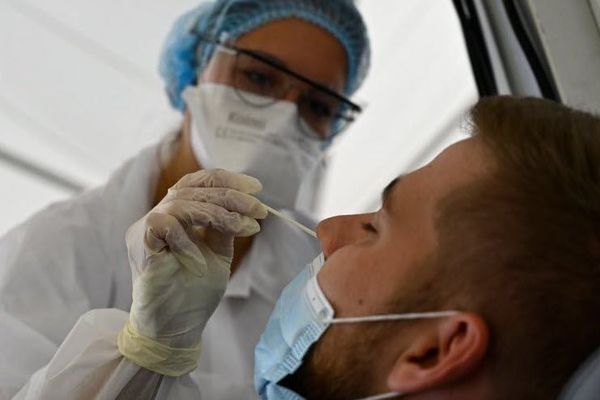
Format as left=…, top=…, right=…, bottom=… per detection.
left=144, top=212, right=208, bottom=276
left=144, top=212, right=181, bottom=253
left=145, top=212, right=197, bottom=255
left=163, top=187, right=268, bottom=219
left=155, top=200, right=261, bottom=237
left=203, top=228, right=235, bottom=259
left=172, top=169, right=262, bottom=194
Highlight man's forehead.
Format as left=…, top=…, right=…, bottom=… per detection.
left=428, top=138, right=489, bottom=195
left=235, top=18, right=347, bottom=91
left=424, top=138, right=484, bottom=175
left=386, top=138, right=486, bottom=203
left=435, top=137, right=478, bottom=163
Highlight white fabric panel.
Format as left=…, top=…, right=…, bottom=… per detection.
left=593, top=0, right=600, bottom=28
left=0, top=110, right=75, bottom=235
left=0, top=0, right=185, bottom=184
left=0, top=0, right=192, bottom=235
left=0, top=108, right=90, bottom=186
left=23, top=0, right=199, bottom=81
left=0, top=159, right=69, bottom=235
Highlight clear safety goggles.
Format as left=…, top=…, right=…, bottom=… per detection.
left=197, top=34, right=363, bottom=141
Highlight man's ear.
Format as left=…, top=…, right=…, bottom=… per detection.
left=386, top=313, right=489, bottom=393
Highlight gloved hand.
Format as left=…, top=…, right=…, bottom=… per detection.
left=118, top=169, right=268, bottom=377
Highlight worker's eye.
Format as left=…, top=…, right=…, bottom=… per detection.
left=305, top=97, right=334, bottom=119
left=361, top=222, right=377, bottom=233
left=241, top=68, right=277, bottom=90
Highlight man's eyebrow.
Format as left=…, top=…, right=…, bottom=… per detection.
left=382, top=176, right=402, bottom=209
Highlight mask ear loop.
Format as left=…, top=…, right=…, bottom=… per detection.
left=329, top=311, right=461, bottom=400
left=324, top=310, right=460, bottom=324
left=356, top=392, right=405, bottom=400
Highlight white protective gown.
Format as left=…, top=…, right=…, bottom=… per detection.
left=0, top=132, right=319, bottom=399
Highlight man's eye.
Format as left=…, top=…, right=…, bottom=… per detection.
left=361, top=222, right=377, bottom=233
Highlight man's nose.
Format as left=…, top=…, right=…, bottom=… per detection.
left=316, top=213, right=374, bottom=258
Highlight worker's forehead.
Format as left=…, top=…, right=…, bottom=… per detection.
left=234, top=19, right=347, bottom=91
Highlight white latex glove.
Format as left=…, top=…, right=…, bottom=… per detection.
left=118, top=169, right=268, bottom=376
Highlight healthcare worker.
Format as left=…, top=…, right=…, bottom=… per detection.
left=0, top=0, right=370, bottom=398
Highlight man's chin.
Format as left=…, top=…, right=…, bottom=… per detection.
left=278, top=347, right=316, bottom=398
left=277, top=329, right=372, bottom=400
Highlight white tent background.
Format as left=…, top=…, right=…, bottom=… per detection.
left=0, top=0, right=477, bottom=235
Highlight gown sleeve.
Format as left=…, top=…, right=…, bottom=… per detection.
left=0, top=198, right=116, bottom=398
left=13, top=309, right=257, bottom=400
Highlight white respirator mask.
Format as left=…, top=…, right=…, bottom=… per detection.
left=182, top=83, right=324, bottom=210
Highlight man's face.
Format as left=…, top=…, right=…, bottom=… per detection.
left=285, top=137, right=490, bottom=399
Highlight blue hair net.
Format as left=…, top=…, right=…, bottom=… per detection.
left=159, top=0, right=370, bottom=111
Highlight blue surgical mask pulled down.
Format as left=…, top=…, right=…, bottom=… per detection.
left=254, top=253, right=458, bottom=400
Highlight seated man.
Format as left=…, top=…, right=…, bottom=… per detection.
left=13, top=96, right=600, bottom=399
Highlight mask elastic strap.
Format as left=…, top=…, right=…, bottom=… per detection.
left=337, top=311, right=460, bottom=400
left=324, top=310, right=459, bottom=324
left=356, top=392, right=404, bottom=400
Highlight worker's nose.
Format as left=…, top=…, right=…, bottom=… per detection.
left=316, top=213, right=375, bottom=258
left=280, top=86, right=303, bottom=104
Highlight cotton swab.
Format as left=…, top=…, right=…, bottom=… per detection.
left=263, top=205, right=318, bottom=238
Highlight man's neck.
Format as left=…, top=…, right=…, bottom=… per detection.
left=413, top=366, right=494, bottom=400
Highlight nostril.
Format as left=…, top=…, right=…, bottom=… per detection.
left=316, top=216, right=345, bottom=256
left=315, top=222, right=327, bottom=239
left=319, top=236, right=338, bottom=259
